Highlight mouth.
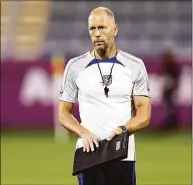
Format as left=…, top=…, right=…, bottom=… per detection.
left=95, top=41, right=104, bottom=46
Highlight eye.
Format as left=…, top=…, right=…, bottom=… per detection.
left=98, top=26, right=105, bottom=30
left=90, top=27, right=95, bottom=31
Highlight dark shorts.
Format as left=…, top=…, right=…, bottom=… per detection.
left=78, top=161, right=136, bottom=185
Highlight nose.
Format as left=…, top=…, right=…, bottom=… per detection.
left=95, top=29, right=101, bottom=37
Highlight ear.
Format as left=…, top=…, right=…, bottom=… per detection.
left=114, top=24, right=118, bottom=37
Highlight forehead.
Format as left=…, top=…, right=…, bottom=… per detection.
left=88, top=13, right=109, bottom=26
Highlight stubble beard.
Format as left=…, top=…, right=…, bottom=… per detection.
left=97, top=48, right=106, bottom=57
left=95, top=43, right=108, bottom=58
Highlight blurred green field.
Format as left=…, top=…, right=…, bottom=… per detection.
left=1, top=130, right=191, bottom=185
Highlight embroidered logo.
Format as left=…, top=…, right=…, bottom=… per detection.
left=102, top=75, right=112, bottom=86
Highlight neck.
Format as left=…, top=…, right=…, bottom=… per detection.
left=93, top=44, right=117, bottom=59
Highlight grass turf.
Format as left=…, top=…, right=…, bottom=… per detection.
left=1, top=130, right=191, bottom=185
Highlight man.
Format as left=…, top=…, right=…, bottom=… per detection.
left=58, top=7, right=151, bottom=185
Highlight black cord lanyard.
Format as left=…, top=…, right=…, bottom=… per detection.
left=94, top=50, right=117, bottom=98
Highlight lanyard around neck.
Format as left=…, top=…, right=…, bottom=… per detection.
left=94, top=50, right=118, bottom=97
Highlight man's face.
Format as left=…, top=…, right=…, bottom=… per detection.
left=88, top=13, right=117, bottom=52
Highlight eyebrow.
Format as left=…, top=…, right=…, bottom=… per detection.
left=89, top=25, right=107, bottom=29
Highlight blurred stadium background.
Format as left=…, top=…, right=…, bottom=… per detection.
left=1, top=1, right=192, bottom=185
